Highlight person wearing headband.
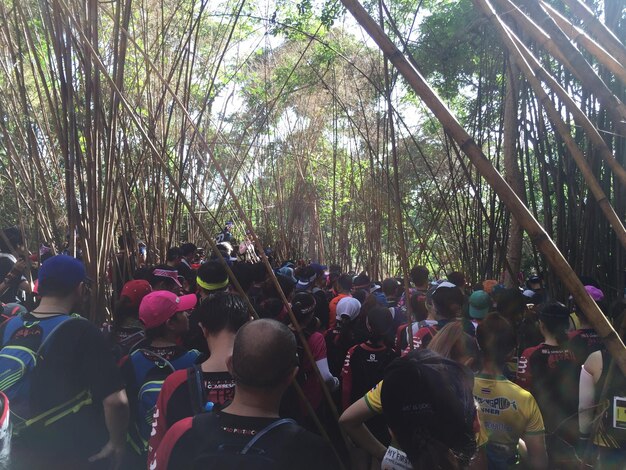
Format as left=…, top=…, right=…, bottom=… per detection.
left=183, top=262, right=231, bottom=354
left=196, top=261, right=230, bottom=300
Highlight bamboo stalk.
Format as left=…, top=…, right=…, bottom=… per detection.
left=473, top=0, right=626, bottom=252
left=340, top=0, right=626, bottom=376
left=560, top=0, right=626, bottom=68
left=516, top=0, right=626, bottom=132
left=541, top=1, right=626, bottom=86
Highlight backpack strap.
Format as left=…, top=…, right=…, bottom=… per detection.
left=240, top=418, right=297, bottom=454
left=426, top=324, right=438, bottom=339
left=36, top=316, right=83, bottom=355
left=130, top=348, right=176, bottom=387
left=187, top=364, right=205, bottom=415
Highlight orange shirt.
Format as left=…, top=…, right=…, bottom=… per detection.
left=328, top=293, right=349, bottom=329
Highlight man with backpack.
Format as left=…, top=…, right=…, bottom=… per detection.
left=121, top=290, right=201, bottom=458
left=0, top=255, right=129, bottom=469
left=152, top=318, right=341, bottom=470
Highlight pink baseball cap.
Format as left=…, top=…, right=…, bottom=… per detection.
left=139, top=290, right=197, bottom=329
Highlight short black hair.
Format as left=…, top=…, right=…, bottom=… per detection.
left=180, top=243, right=197, bottom=257
left=197, top=261, right=229, bottom=292
left=447, top=271, right=466, bottom=287
left=410, top=265, right=429, bottom=286
left=166, top=247, right=181, bottom=262
left=231, top=319, right=297, bottom=388
left=432, top=286, right=465, bottom=319
left=336, top=273, right=353, bottom=292
left=197, top=293, right=249, bottom=334
left=382, top=277, right=400, bottom=296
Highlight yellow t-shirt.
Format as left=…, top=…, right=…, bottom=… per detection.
left=364, top=380, right=489, bottom=448
left=473, top=374, right=544, bottom=455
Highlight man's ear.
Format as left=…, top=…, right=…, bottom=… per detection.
left=226, top=355, right=234, bottom=375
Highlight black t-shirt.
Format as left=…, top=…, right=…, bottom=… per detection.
left=156, top=410, right=341, bottom=470
left=1, top=313, right=125, bottom=462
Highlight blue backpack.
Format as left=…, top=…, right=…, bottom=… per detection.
left=0, top=313, right=91, bottom=433
left=129, top=347, right=200, bottom=452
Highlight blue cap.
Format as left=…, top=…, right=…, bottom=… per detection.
left=310, top=263, right=327, bottom=276
left=38, top=255, right=86, bottom=295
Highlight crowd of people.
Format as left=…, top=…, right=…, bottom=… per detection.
left=0, top=224, right=626, bottom=469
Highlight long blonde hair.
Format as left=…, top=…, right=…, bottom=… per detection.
left=428, top=321, right=479, bottom=368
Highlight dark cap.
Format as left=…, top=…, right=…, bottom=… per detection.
left=38, top=255, right=86, bottom=295
left=381, top=350, right=476, bottom=464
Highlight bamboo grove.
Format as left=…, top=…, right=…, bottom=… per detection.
left=0, top=0, right=624, bottom=323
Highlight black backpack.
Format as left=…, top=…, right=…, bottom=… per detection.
left=191, top=412, right=297, bottom=470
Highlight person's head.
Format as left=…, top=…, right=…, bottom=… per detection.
left=572, top=285, right=606, bottom=324
left=0, top=258, right=15, bottom=282
left=431, top=282, right=465, bottom=319
left=409, top=292, right=428, bottom=322
left=166, top=247, right=181, bottom=264
left=538, top=302, right=570, bottom=346
left=258, top=297, right=285, bottom=320
left=382, top=277, right=400, bottom=298
left=526, top=274, right=543, bottom=291
left=295, top=265, right=317, bottom=291
left=476, top=313, right=516, bottom=369
left=196, top=293, right=250, bottom=338
left=114, top=280, right=152, bottom=327
left=310, top=263, right=328, bottom=287
left=335, top=273, right=353, bottom=293
left=139, top=290, right=196, bottom=341
left=196, top=261, right=230, bottom=297
left=366, top=306, right=393, bottom=342
left=428, top=321, right=479, bottom=370
left=149, top=265, right=182, bottom=293
left=468, top=290, right=491, bottom=320
left=410, top=265, right=429, bottom=287
left=37, top=255, right=88, bottom=305
left=229, top=319, right=298, bottom=394
left=381, top=350, right=477, bottom=469
left=352, top=273, right=370, bottom=292
left=447, top=271, right=466, bottom=288
left=496, top=288, right=526, bottom=325
left=337, top=296, right=361, bottom=327
left=291, top=292, right=317, bottom=330
left=179, top=243, right=197, bottom=261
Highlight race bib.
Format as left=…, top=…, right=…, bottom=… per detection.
left=613, top=396, right=626, bottom=429
left=381, top=446, right=413, bottom=470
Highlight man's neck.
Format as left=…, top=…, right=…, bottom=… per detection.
left=223, top=386, right=282, bottom=419
left=202, top=332, right=235, bottom=372
left=32, top=296, right=74, bottom=315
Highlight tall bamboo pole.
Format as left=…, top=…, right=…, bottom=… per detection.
left=340, top=0, right=626, bottom=376
left=541, top=1, right=626, bottom=86
left=560, top=0, right=626, bottom=68
left=518, top=0, right=626, bottom=132
left=473, top=0, right=626, bottom=252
